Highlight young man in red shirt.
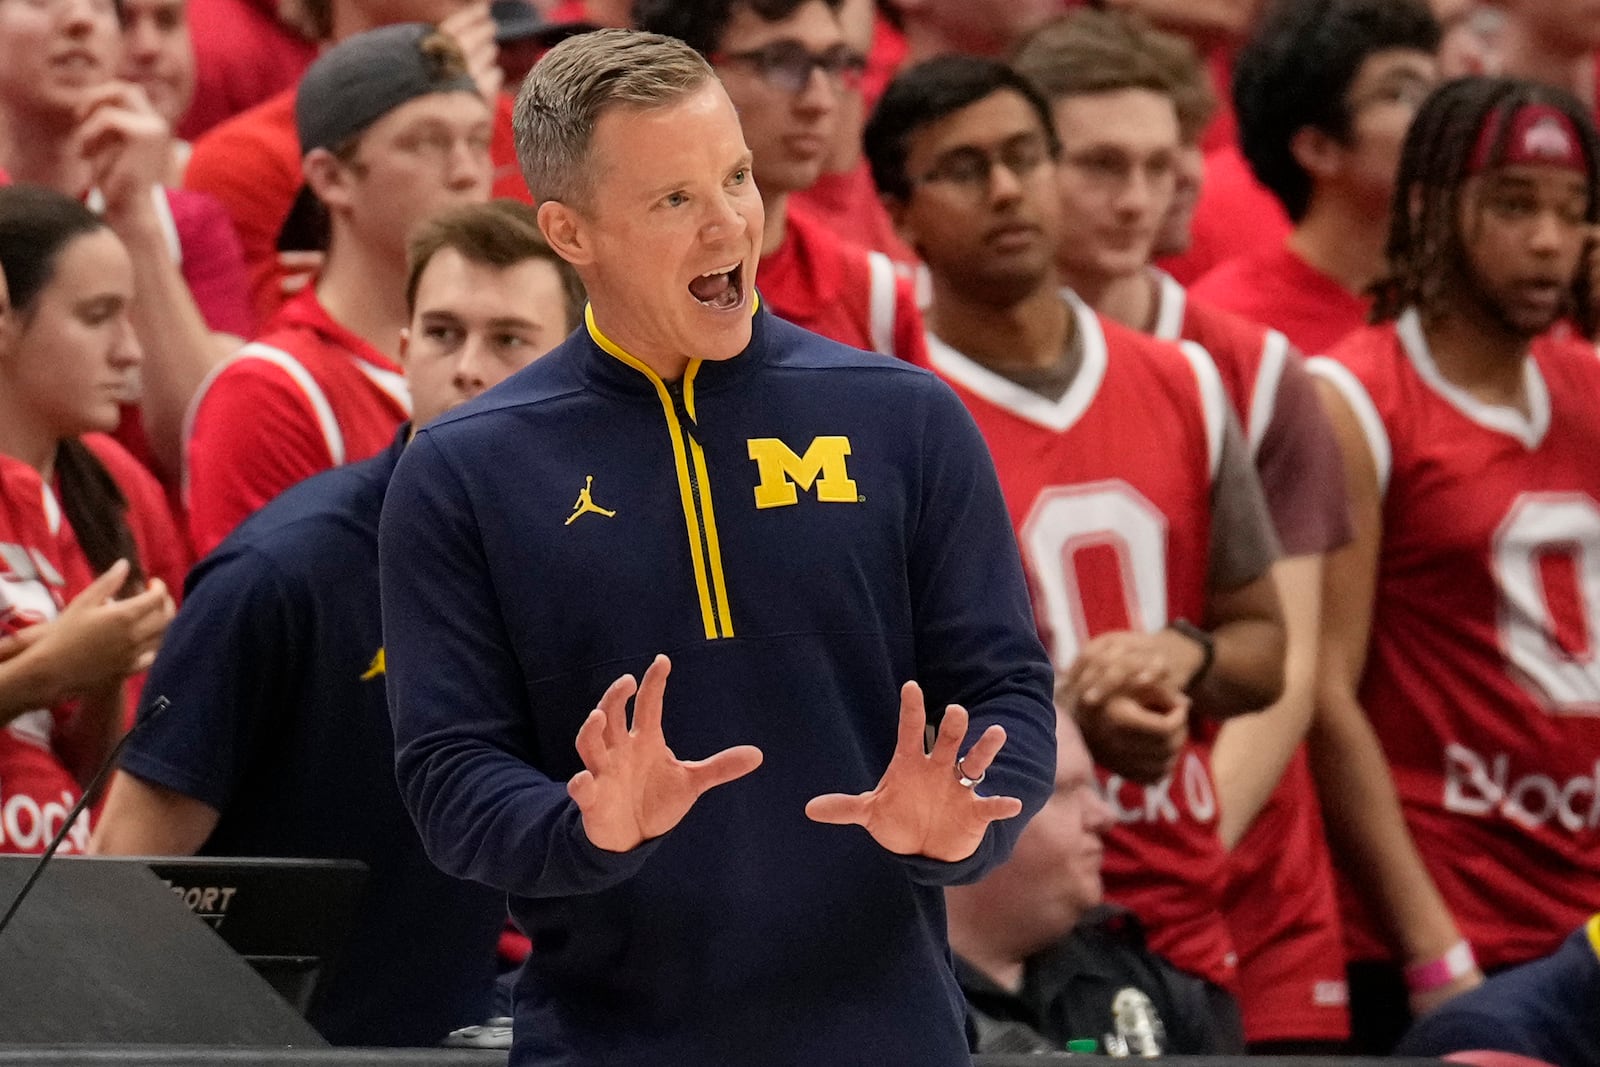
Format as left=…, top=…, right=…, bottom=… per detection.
left=868, top=55, right=1287, bottom=1047
left=1014, top=11, right=1356, bottom=1050
left=634, top=0, right=926, bottom=364
left=1309, top=77, right=1600, bottom=1051
left=183, top=0, right=528, bottom=325
left=1190, top=0, right=1441, bottom=357
left=184, top=24, right=491, bottom=555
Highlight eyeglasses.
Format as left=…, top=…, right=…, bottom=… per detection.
left=1346, top=73, right=1436, bottom=115
left=713, top=41, right=866, bottom=94
left=1060, top=147, right=1178, bottom=195
left=914, top=135, right=1056, bottom=197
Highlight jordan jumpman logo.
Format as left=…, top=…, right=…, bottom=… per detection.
left=565, top=475, right=617, bottom=525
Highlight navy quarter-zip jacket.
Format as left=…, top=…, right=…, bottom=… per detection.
left=379, top=305, right=1056, bottom=1066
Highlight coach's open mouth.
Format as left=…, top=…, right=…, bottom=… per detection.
left=689, top=262, right=745, bottom=311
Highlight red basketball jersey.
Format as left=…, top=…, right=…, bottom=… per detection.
left=0, top=455, right=96, bottom=856
left=1154, top=271, right=1351, bottom=1040
left=1152, top=269, right=1287, bottom=450
left=758, top=204, right=927, bottom=367
left=930, top=293, right=1239, bottom=988
left=1312, top=311, right=1600, bottom=969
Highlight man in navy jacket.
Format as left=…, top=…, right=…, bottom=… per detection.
left=379, top=28, right=1057, bottom=1066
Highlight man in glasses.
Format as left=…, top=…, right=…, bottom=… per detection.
left=867, top=54, right=1288, bottom=1053
left=636, top=0, right=928, bottom=365
left=1013, top=12, right=1356, bottom=1052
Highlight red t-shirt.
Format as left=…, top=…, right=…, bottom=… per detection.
left=1151, top=269, right=1351, bottom=558
left=790, top=163, right=918, bottom=268
left=178, top=0, right=316, bottom=140
left=1151, top=269, right=1351, bottom=1040
left=1191, top=242, right=1369, bottom=358
left=548, top=1, right=625, bottom=25
left=1311, top=314, right=1600, bottom=970
left=169, top=187, right=255, bottom=338
left=82, top=434, right=190, bottom=603
left=183, top=289, right=410, bottom=556
left=0, top=455, right=95, bottom=855
left=930, top=295, right=1239, bottom=990
left=100, top=186, right=252, bottom=511
left=759, top=204, right=928, bottom=366
left=1159, top=144, right=1291, bottom=287
left=863, top=9, right=909, bottom=116
left=183, top=89, right=531, bottom=326
left=0, top=435, right=186, bottom=853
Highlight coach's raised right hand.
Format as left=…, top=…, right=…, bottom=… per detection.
left=569, top=654, right=763, bottom=852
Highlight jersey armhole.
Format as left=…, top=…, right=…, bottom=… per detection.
left=180, top=342, right=346, bottom=499
left=1306, top=357, right=1391, bottom=498
left=866, top=250, right=897, bottom=357
left=1248, top=330, right=1291, bottom=461
left=1177, top=340, right=1227, bottom=483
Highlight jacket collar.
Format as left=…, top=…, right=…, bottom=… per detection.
left=579, top=294, right=770, bottom=399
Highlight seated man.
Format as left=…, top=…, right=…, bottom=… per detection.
left=1397, top=915, right=1600, bottom=1067
left=90, top=199, right=584, bottom=1048
left=183, top=23, right=493, bottom=556
left=949, top=710, right=1237, bottom=1056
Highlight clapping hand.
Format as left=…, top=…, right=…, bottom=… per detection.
left=569, top=655, right=764, bottom=853
left=1061, top=677, right=1189, bottom=786
left=0, top=560, right=174, bottom=704
left=805, top=682, right=1023, bottom=863
left=1061, top=629, right=1202, bottom=707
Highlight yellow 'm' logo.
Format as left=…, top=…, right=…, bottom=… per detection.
left=747, top=436, right=858, bottom=509
left=361, top=648, right=386, bottom=681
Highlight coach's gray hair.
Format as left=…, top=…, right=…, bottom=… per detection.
left=513, top=29, right=717, bottom=208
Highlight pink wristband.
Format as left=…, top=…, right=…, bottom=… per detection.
left=1405, top=939, right=1476, bottom=994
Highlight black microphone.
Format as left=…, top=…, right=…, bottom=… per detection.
left=0, top=695, right=169, bottom=940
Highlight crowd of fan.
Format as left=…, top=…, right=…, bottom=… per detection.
left=0, top=0, right=1596, bottom=1060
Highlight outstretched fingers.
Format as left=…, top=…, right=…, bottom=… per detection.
left=895, top=680, right=927, bottom=755
left=955, top=722, right=1008, bottom=782
left=804, top=791, right=870, bottom=827
left=928, top=702, right=970, bottom=766
left=595, top=671, right=638, bottom=748
left=630, top=655, right=671, bottom=737
left=573, top=707, right=613, bottom=777
left=972, top=793, right=1024, bottom=822
left=683, top=744, right=764, bottom=794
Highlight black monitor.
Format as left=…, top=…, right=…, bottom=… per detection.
left=105, top=856, right=367, bottom=1016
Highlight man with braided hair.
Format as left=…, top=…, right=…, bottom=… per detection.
left=1308, top=75, right=1600, bottom=1052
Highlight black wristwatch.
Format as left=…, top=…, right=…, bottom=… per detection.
left=1168, top=619, right=1215, bottom=692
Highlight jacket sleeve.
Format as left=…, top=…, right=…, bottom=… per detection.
left=379, top=430, right=662, bottom=898
left=899, top=375, right=1057, bottom=886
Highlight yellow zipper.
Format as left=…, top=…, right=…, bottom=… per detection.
left=586, top=306, right=734, bottom=639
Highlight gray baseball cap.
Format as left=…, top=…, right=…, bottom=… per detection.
left=295, top=22, right=479, bottom=153
left=278, top=23, right=482, bottom=253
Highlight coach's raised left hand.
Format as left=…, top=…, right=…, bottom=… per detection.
left=805, top=682, right=1023, bottom=862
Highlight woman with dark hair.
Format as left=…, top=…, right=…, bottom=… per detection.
left=0, top=184, right=179, bottom=855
